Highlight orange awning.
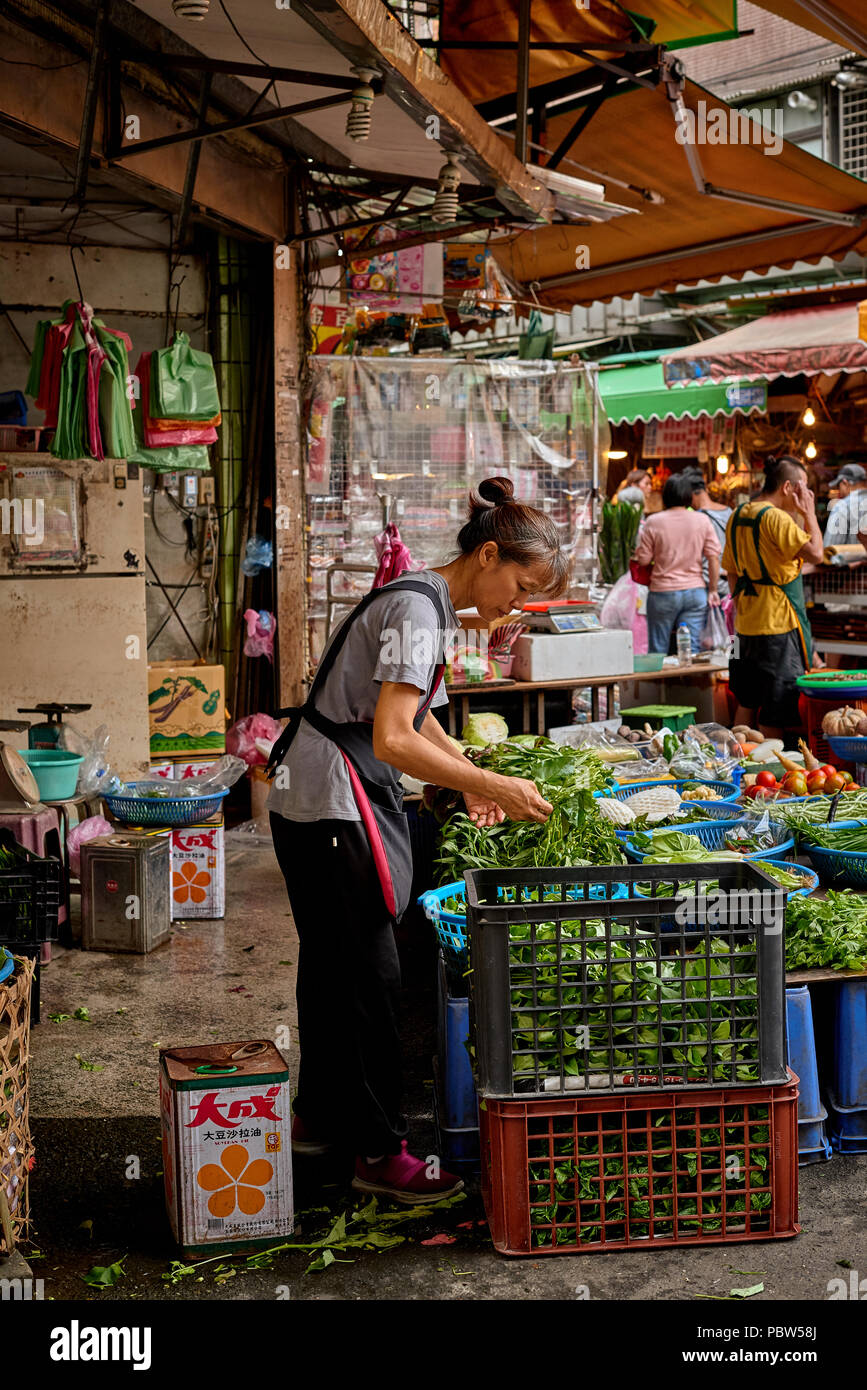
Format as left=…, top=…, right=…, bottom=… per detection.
left=493, top=77, right=867, bottom=310
left=439, top=1, right=739, bottom=106
left=752, top=1, right=867, bottom=55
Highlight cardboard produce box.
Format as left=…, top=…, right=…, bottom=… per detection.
left=148, top=662, right=225, bottom=756
left=171, top=819, right=225, bottom=920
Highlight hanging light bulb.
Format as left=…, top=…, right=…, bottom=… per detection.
left=606, top=450, right=628, bottom=460
left=805, top=441, right=818, bottom=459
left=431, top=152, right=462, bottom=223
left=346, top=68, right=378, bottom=142
left=802, top=405, right=816, bottom=427
left=716, top=454, right=729, bottom=475
left=172, top=0, right=210, bottom=18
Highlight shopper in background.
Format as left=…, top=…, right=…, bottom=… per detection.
left=614, top=468, right=652, bottom=509
left=823, top=463, right=867, bottom=547
left=632, top=470, right=721, bottom=654
left=723, top=454, right=825, bottom=736
left=686, top=470, right=732, bottom=597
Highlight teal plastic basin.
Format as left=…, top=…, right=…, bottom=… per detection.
left=18, top=748, right=83, bottom=801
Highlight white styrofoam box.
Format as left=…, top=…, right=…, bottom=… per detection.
left=171, top=819, right=225, bottom=920
left=510, top=629, right=634, bottom=682
left=172, top=757, right=218, bottom=781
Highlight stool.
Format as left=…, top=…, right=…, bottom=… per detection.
left=0, top=808, right=64, bottom=961
left=43, top=795, right=102, bottom=948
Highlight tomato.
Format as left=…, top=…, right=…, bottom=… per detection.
left=819, top=765, right=838, bottom=781
left=755, top=770, right=778, bottom=788
left=806, top=771, right=827, bottom=794
left=781, top=771, right=808, bottom=797
left=839, top=771, right=855, bottom=785
left=744, top=784, right=771, bottom=800
left=824, top=772, right=846, bottom=793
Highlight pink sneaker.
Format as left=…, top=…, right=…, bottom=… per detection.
left=291, top=1116, right=333, bottom=1156
left=352, top=1142, right=464, bottom=1205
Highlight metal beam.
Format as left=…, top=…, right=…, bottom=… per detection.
left=295, top=191, right=503, bottom=244
left=72, top=0, right=109, bottom=204
left=144, top=53, right=363, bottom=90
left=515, top=0, right=531, bottom=165
left=477, top=48, right=664, bottom=123
left=174, top=71, right=212, bottom=254
left=547, top=77, right=617, bottom=170
left=436, top=40, right=660, bottom=52
left=706, top=185, right=865, bottom=228
left=110, top=92, right=351, bottom=159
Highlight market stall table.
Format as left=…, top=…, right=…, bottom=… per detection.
left=443, top=661, right=728, bottom=738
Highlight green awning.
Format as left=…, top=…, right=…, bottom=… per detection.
left=599, top=359, right=767, bottom=426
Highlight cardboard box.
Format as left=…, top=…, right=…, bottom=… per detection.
left=148, top=661, right=225, bottom=756
left=171, top=819, right=225, bottom=920
left=160, top=1041, right=293, bottom=1258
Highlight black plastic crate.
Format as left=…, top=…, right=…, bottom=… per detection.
left=0, top=828, right=61, bottom=944
left=465, top=863, right=787, bottom=1099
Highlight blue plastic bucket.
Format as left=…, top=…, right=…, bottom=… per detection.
left=17, top=748, right=83, bottom=801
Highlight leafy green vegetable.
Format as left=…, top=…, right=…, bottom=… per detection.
left=630, top=831, right=743, bottom=864
left=461, top=712, right=510, bottom=747
left=82, top=1258, right=126, bottom=1288
left=785, top=890, right=867, bottom=972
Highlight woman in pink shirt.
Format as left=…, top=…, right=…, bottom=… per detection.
left=633, top=471, right=721, bottom=654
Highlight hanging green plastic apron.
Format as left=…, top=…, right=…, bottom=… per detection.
left=729, top=503, right=813, bottom=664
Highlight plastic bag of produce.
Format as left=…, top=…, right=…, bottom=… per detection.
left=67, top=815, right=114, bottom=877
left=227, top=714, right=282, bottom=767
left=700, top=603, right=730, bottom=653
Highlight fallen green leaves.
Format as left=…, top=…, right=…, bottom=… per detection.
left=73, top=1054, right=104, bottom=1072
left=82, top=1258, right=126, bottom=1289
left=161, top=1192, right=467, bottom=1286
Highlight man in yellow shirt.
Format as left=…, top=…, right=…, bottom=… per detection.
left=722, top=455, right=824, bottom=736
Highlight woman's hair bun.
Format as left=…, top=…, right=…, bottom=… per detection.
left=763, top=455, right=777, bottom=473
left=473, top=476, right=515, bottom=512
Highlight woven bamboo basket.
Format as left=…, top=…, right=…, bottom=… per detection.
left=0, top=955, right=35, bottom=1253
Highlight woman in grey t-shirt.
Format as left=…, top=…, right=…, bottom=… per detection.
left=269, top=476, right=565, bottom=1204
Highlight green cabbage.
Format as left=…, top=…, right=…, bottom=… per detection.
left=462, top=712, right=510, bottom=747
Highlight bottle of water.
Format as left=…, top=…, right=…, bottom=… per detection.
left=676, top=624, right=692, bottom=666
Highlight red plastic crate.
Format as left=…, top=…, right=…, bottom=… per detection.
left=801, top=694, right=863, bottom=771
left=480, top=1072, right=800, bottom=1256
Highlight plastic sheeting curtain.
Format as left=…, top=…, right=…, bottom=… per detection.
left=304, top=357, right=610, bottom=663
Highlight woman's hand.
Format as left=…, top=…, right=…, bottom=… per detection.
left=708, top=590, right=721, bottom=608
left=463, top=792, right=506, bottom=828
left=493, top=776, right=553, bottom=823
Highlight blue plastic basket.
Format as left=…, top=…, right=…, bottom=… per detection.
left=786, top=986, right=832, bottom=1166
left=103, top=784, right=230, bottom=828
left=802, top=827, right=867, bottom=887
left=617, top=816, right=747, bottom=849
left=826, top=735, right=867, bottom=762
left=623, top=833, right=795, bottom=864
left=418, top=878, right=630, bottom=956
left=0, top=947, right=14, bottom=985
left=761, top=860, right=818, bottom=900
left=599, top=778, right=739, bottom=805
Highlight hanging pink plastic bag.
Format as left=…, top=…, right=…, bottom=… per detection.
left=227, top=713, right=282, bottom=767
left=600, top=573, right=647, bottom=655
left=242, top=609, right=275, bottom=661
left=67, top=815, right=114, bottom=877
left=721, top=595, right=735, bottom=636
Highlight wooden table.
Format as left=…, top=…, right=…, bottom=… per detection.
left=443, top=662, right=728, bottom=738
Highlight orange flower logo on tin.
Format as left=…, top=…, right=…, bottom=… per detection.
left=196, top=1144, right=273, bottom=1217
left=173, top=859, right=211, bottom=904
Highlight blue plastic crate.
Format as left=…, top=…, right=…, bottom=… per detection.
left=827, top=1093, right=867, bottom=1152
left=786, top=986, right=832, bottom=1165
left=832, top=980, right=867, bottom=1109
left=434, top=953, right=479, bottom=1168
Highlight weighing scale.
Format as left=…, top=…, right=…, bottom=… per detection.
left=520, top=601, right=602, bottom=634
left=17, top=703, right=91, bottom=750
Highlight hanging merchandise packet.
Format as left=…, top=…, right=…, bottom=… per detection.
left=151, top=331, right=221, bottom=421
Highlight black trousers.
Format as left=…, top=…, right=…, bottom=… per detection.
left=270, top=812, right=407, bottom=1156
